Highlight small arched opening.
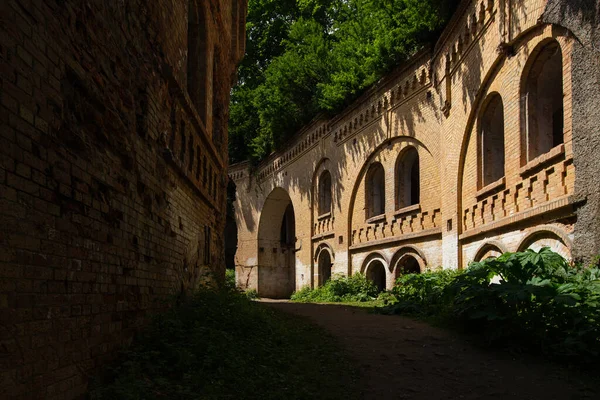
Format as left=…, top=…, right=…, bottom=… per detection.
left=396, top=147, right=420, bottom=209
left=318, top=170, right=332, bottom=215
left=366, top=163, right=385, bottom=218
left=478, top=93, right=505, bottom=187
left=318, top=250, right=332, bottom=286
left=366, top=260, right=386, bottom=292
left=394, top=255, right=421, bottom=279
left=521, top=40, right=564, bottom=164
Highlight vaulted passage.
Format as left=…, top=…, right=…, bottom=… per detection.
left=257, top=188, right=296, bottom=298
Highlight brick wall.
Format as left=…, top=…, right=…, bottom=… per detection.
left=231, top=0, right=592, bottom=296
left=0, top=0, right=246, bottom=398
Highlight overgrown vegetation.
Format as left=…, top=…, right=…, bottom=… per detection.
left=381, top=248, right=600, bottom=363
left=291, top=273, right=379, bottom=302
left=230, top=0, right=459, bottom=162
left=90, top=288, right=359, bottom=399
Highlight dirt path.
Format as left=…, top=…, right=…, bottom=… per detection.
left=263, top=301, right=599, bottom=400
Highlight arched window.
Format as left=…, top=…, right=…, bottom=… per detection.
left=318, top=250, right=332, bottom=286
left=187, top=0, right=208, bottom=123
left=396, top=147, right=420, bottom=209
left=366, top=163, right=385, bottom=219
left=521, top=40, right=564, bottom=164
left=318, top=171, right=332, bottom=215
left=479, top=94, right=505, bottom=187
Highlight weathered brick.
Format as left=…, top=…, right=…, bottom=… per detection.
left=1, top=0, right=244, bottom=398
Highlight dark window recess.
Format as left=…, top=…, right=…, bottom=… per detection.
left=204, top=225, right=211, bottom=264
left=188, top=138, right=194, bottom=172
left=179, top=121, right=186, bottom=162
left=196, top=147, right=201, bottom=180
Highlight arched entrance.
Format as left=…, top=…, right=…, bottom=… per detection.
left=318, top=250, right=332, bottom=286
left=366, top=260, right=386, bottom=292
left=257, top=188, right=296, bottom=298
left=395, top=255, right=421, bottom=278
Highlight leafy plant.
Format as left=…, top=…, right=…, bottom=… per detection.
left=380, top=248, right=600, bottom=364
left=291, top=273, right=379, bottom=303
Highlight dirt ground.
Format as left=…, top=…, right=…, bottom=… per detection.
left=263, top=301, right=600, bottom=400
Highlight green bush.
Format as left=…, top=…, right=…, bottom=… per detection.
left=384, top=269, right=461, bottom=316
left=224, top=268, right=236, bottom=290
left=381, top=248, right=600, bottom=363
left=291, top=273, right=379, bottom=303
left=244, top=288, right=259, bottom=300
left=90, top=289, right=358, bottom=400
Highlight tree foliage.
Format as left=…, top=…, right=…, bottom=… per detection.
left=229, top=0, right=459, bottom=163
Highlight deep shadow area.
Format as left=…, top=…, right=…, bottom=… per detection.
left=264, top=301, right=600, bottom=400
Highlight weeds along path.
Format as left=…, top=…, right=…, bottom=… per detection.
left=262, top=301, right=599, bottom=400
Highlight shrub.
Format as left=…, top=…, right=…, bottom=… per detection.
left=291, top=273, right=379, bottom=303
left=224, top=268, right=236, bottom=290
left=382, top=269, right=460, bottom=316
left=447, top=248, right=600, bottom=360
left=380, top=247, right=600, bottom=363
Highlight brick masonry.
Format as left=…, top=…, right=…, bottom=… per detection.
left=0, top=0, right=246, bottom=398
left=230, top=0, right=597, bottom=297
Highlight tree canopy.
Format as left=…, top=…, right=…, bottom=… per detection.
left=229, top=0, right=459, bottom=163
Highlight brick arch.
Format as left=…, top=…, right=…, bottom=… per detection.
left=395, top=146, right=420, bottom=209
left=361, top=252, right=388, bottom=292
left=473, top=240, right=508, bottom=263
left=311, top=158, right=332, bottom=209
left=257, top=187, right=297, bottom=298
left=477, top=92, right=505, bottom=188
left=347, top=137, right=433, bottom=266
left=519, top=38, right=565, bottom=165
left=390, top=246, right=427, bottom=274
left=516, top=225, right=572, bottom=259
left=455, top=24, right=574, bottom=262
left=314, top=242, right=334, bottom=262
left=360, top=252, right=389, bottom=274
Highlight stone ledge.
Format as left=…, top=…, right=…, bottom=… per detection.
left=311, top=232, right=335, bottom=241
left=394, top=203, right=421, bottom=217
left=519, top=143, right=565, bottom=177
left=366, top=214, right=386, bottom=224
left=459, top=195, right=575, bottom=241
left=475, top=177, right=505, bottom=200
left=350, top=227, right=442, bottom=251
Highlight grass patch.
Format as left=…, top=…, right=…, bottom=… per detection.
left=90, top=289, right=359, bottom=400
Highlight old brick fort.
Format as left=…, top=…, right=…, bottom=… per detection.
left=1, top=0, right=247, bottom=398
left=230, top=0, right=600, bottom=298
left=1, top=0, right=599, bottom=398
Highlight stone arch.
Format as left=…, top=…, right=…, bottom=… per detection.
left=361, top=253, right=388, bottom=292
left=257, top=188, right=296, bottom=298
left=477, top=92, right=505, bottom=188
left=390, top=246, right=427, bottom=278
left=473, top=240, right=508, bottom=262
left=395, top=146, right=420, bottom=209
left=365, top=162, right=385, bottom=219
left=520, top=38, right=564, bottom=165
left=187, top=0, right=209, bottom=123
left=316, top=244, right=334, bottom=286
left=516, top=225, right=572, bottom=260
